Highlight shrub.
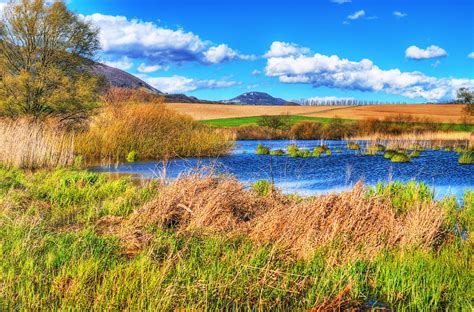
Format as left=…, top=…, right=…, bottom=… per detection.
left=290, top=122, right=323, bottom=139
left=251, top=180, right=272, bottom=196
left=391, top=153, right=411, bottom=163
left=458, top=152, right=473, bottom=165
left=256, top=144, right=270, bottom=155
left=270, top=149, right=285, bottom=156
left=257, top=115, right=291, bottom=130
left=347, top=142, right=360, bottom=150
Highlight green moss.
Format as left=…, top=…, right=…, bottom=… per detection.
left=256, top=144, right=270, bottom=155
left=270, top=149, right=285, bottom=156
left=391, top=153, right=411, bottom=163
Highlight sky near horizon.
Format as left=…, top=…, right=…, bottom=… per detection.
left=3, top=0, right=474, bottom=102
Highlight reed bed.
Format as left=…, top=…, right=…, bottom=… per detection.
left=0, top=118, right=74, bottom=169
left=347, top=131, right=473, bottom=149
left=75, top=102, right=233, bottom=163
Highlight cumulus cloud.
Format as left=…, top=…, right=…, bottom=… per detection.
left=331, top=0, right=351, bottom=4
left=137, top=63, right=162, bottom=73
left=103, top=56, right=133, bottom=70
left=393, top=11, right=407, bottom=18
left=347, top=10, right=365, bottom=20
left=264, top=48, right=474, bottom=102
left=405, top=45, right=447, bottom=60
left=203, top=44, right=255, bottom=64
left=83, top=13, right=252, bottom=65
left=264, top=41, right=310, bottom=58
left=468, top=52, right=474, bottom=59
left=139, top=75, right=237, bottom=93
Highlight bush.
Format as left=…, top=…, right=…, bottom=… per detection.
left=251, top=180, right=272, bottom=196
left=290, top=122, right=323, bottom=139
left=257, top=115, right=291, bottom=130
left=458, top=152, right=473, bottom=165
left=256, top=144, right=270, bottom=155
left=270, top=149, right=285, bottom=156
left=391, top=153, right=411, bottom=163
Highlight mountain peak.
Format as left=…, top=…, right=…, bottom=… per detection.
left=224, top=91, right=297, bottom=106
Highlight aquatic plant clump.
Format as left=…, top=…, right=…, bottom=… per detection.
left=458, top=152, right=473, bottom=165
left=270, top=149, right=285, bottom=156
left=409, top=150, right=421, bottom=157
left=391, top=153, right=411, bottom=163
left=347, top=142, right=360, bottom=150
left=256, top=144, right=270, bottom=155
left=287, top=144, right=300, bottom=157
left=383, top=150, right=396, bottom=159
left=127, top=150, right=138, bottom=163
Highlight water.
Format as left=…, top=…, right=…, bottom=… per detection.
left=90, top=140, right=474, bottom=200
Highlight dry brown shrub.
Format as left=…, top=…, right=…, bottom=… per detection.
left=100, top=175, right=448, bottom=260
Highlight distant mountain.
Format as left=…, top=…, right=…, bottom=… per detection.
left=89, top=63, right=162, bottom=94
left=88, top=62, right=216, bottom=103
left=223, top=92, right=298, bottom=106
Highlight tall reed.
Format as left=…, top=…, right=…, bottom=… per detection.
left=0, top=118, right=74, bottom=169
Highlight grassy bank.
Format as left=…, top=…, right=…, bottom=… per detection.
left=0, top=167, right=472, bottom=310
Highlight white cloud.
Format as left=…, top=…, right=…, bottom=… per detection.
left=264, top=47, right=474, bottom=102
left=103, top=56, right=133, bottom=70
left=405, top=45, right=447, bottom=60
left=252, top=69, right=261, bottom=76
left=83, top=13, right=252, bottom=65
left=203, top=44, right=255, bottom=64
left=139, top=75, right=237, bottom=93
left=468, top=52, right=474, bottom=59
left=137, top=63, right=162, bottom=73
left=347, top=10, right=365, bottom=20
left=393, top=11, right=407, bottom=18
left=264, top=41, right=310, bottom=58
left=431, top=60, right=441, bottom=68
left=331, top=0, right=351, bottom=4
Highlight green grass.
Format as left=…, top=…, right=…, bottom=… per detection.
left=0, top=167, right=472, bottom=310
left=201, top=115, right=343, bottom=127
left=200, top=115, right=474, bottom=132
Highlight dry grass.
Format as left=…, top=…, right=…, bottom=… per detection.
left=106, top=174, right=448, bottom=260
left=167, top=103, right=472, bottom=124
left=0, top=118, right=74, bottom=169
left=75, top=99, right=233, bottom=163
left=348, top=131, right=473, bottom=148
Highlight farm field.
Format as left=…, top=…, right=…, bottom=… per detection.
left=166, top=103, right=471, bottom=124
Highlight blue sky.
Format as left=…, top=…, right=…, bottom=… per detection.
left=47, top=0, right=474, bottom=101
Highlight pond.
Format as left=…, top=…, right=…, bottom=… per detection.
left=90, top=140, right=474, bottom=200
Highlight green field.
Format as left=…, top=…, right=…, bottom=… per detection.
left=201, top=115, right=345, bottom=127
left=201, top=115, right=474, bottom=132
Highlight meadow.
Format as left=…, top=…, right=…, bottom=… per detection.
left=0, top=167, right=472, bottom=310
left=167, top=103, right=471, bottom=124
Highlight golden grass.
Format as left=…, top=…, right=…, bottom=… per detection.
left=104, top=174, right=448, bottom=261
left=348, top=131, right=473, bottom=148
left=0, top=118, right=74, bottom=169
left=75, top=102, right=233, bottom=163
left=167, top=103, right=472, bottom=124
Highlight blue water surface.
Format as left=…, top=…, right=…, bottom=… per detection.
left=90, top=140, right=474, bottom=200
